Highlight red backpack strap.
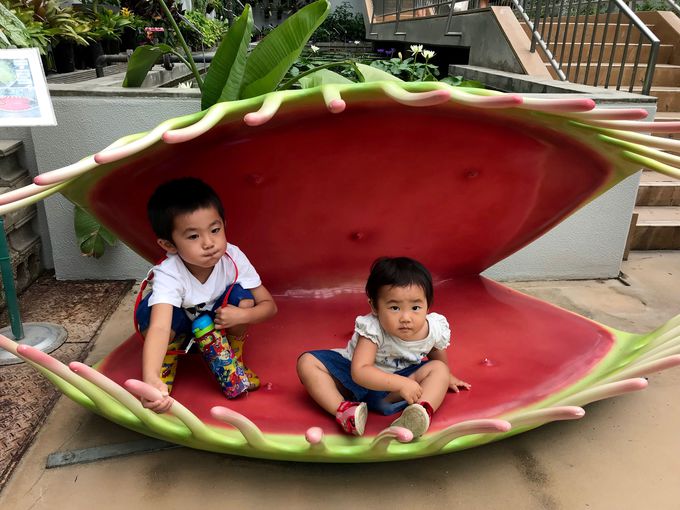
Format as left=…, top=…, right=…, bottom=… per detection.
left=220, top=249, right=239, bottom=308
left=134, top=257, right=166, bottom=337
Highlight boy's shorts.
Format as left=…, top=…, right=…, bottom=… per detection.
left=306, top=349, right=431, bottom=416
left=136, top=283, right=254, bottom=336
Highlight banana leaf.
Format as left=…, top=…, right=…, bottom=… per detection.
left=240, top=0, right=330, bottom=99
left=201, top=4, right=253, bottom=109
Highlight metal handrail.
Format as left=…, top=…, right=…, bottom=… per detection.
left=371, top=0, right=481, bottom=25
left=510, top=0, right=660, bottom=95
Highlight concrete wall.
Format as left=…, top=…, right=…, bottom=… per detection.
left=453, top=65, right=656, bottom=281
left=29, top=87, right=201, bottom=280
left=366, top=8, right=529, bottom=74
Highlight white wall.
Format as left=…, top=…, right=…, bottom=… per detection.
left=30, top=92, right=201, bottom=280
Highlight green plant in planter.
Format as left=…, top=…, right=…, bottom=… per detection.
left=370, top=45, right=441, bottom=82
left=0, top=2, right=32, bottom=49
left=89, top=8, right=132, bottom=42
left=314, top=0, right=364, bottom=42
left=123, top=0, right=331, bottom=106
left=179, top=10, right=227, bottom=50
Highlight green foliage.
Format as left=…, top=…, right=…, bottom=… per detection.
left=124, top=0, right=331, bottom=108
left=370, top=56, right=439, bottom=81
left=74, top=206, right=117, bottom=259
left=297, top=68, right=352, bottom=88
left=201, top=4, right=253, bottom=108
left=0, top=2, right=32, bottom=48
left=440, top=75, right=485, bottom=88
left=240, top=0, right=330, bottom=99
left=89, top=8, right=132, bottom=41
left=180, top=10, right=228, bottom=49
left=314, top=1, right=363, bottom=42
left=122, top=43, right=177, bottom=86
left=11, top=0, right=91, bottom=46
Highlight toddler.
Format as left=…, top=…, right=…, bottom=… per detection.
left=136, top=177, right=277, bottom=413
left=297, top=257, right=470, bottom=438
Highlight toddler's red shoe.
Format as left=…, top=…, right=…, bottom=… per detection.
left=335, top=401, right=368, bottom=436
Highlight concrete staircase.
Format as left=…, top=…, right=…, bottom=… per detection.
left=0, top=141, right=42, bottom=308
left=522, top=10, right=680, bottom=249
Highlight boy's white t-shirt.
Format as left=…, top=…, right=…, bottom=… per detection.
left=333, top=313, right=451, bottom=373
left=147, top=244, right=261, bottom=317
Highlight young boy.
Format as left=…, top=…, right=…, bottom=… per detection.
left=137, top=177, right=277, bottom=413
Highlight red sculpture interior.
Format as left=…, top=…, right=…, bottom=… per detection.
left=89, top=101, right=615, bottom=434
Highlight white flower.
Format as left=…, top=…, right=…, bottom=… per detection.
left=310, top=45, right=320, bottom=53
left=354, top=40, right=360, bottom=44
left=398, top=51, right=403, bottom=60
left=409, top=44, right=423, bottom=55
left=422, top=50, right=435, bottom=59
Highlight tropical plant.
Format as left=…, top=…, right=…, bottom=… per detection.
left=313, top=1, right=364, bottom=42
left=13, top=0, right=91, bottom=46
left=370, top=45, right=440, bottom=82
left=89, top=8, right=132, bottom=41
left=179, top=10, right=228, bottom=50
left=74, top=206, right=117, bottom=259
left=123, top=0, right=331, bottom=108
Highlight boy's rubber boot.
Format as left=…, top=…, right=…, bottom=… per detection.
left=228, top=334, right=261, bottom=390
left=159, top=336, right=184, bottom=393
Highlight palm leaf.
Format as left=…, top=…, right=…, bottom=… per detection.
left=123, top=45, right=168, bottom=87
left=239, top=0, right=330, bottom=99
left=201, top=4, right=253, bottom=109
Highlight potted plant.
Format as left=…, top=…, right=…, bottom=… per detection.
left=89, top=8, right=132, bottom=55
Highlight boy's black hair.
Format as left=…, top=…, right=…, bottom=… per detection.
left=365, top=257, right=434, bottom=307
left=147, top=177, right=225, bottom=242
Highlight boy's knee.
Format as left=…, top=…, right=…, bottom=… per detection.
left=238, top=298, right=255, bottom=309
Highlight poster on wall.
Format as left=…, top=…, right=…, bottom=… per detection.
left=0, top=48, right=56, bottom=127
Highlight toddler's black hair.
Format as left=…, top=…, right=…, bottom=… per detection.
left=365, top=257, right=434, bottom=307
left=147, top=177, right=225, bottom=242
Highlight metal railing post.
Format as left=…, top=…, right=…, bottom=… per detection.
left=0, top=217, right=24, bottom=340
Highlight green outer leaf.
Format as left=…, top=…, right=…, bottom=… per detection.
left=123, top=46, right=166, bottom=87
left=240, top=0, right=330, bottom=99
left=74, top=206, right=117, bottom=258
left=0, top=4, right=32, bottom=48
left=298, top=68, right=352, bottom=89
left=358, top=63, right=403, bottom=83
left=201, top=5, right=253, bottom=109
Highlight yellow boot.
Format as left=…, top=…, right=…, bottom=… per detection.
left=159, top=336, right=184, bottom=393
left=227, top=334, right=260, bottom=390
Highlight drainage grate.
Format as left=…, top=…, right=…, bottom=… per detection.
left=46, top=63, right=129, bottom=84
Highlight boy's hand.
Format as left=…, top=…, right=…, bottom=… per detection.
left=141, top=379, right=173, bottom=414
left=214, top=305, right=247, bottom=329
left=449, top=374, right=471, bottom=393
left=398, top=377, right=423, bottom=404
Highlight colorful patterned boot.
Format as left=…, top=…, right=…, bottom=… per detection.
left=228, top=334, right=260, bottom=390
left=159, top=335, right=184, bottom=393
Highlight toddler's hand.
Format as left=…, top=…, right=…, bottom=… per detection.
left=141, top=379, right=173, bottom=414
left=449, top=374, right=471, bottom=393
left=398, top=378, right=423, bottom=404
left=214, top=305, right=247, bottom=329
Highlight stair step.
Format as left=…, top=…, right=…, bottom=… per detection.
left=545, top=62, right=680, bottom=87
left=640, top=170, right=678, bottom=183
left=635, top=206, right=680, bottom=224
left=630, top=87, right=680, bottom=112
left=540, top=42, right=674, bottom=64
left=522, top=21, right=656, bottom=44
left=631, top=206, right=680, bottom=249
left=636, top=177, right=680, bottom=206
